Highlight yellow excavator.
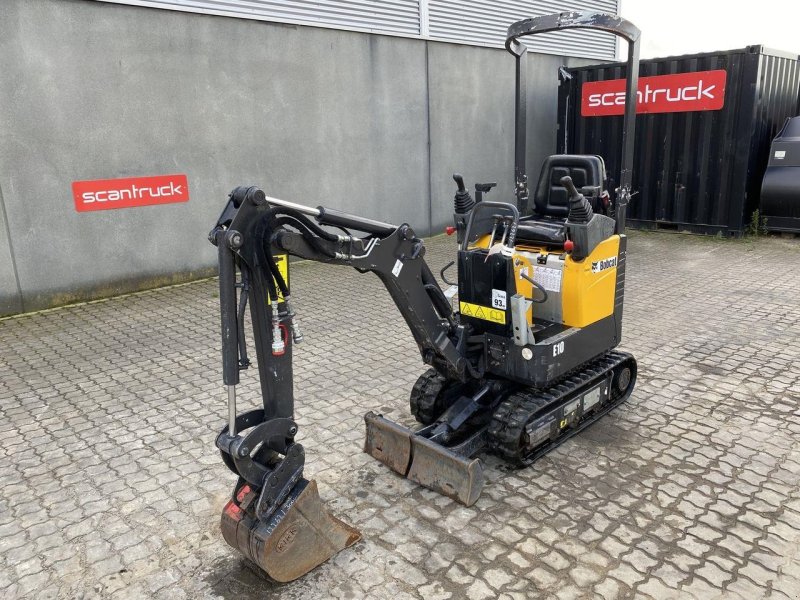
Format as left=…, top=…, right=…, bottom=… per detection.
left=207, top=10, right=641, bottom=583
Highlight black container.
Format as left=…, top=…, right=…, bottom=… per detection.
left=557, top=46, right=800, bottom=236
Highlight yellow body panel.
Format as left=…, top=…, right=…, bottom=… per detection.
left=561, top=236, right=620, bottom=327
left=471, top=233, right=493, bottom=249
left=466, top=232, right=620, bottom=328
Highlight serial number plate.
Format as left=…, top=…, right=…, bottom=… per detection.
left=583, top=383, right=603, bottom=412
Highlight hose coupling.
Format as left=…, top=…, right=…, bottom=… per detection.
left=284, top=297, right=304, bottom=344
left=270, top=300, right=285, bottom=355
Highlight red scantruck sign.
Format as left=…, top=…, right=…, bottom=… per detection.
left=582, top=69, right=727, bottom=117
left=72, top=174, right=189, bottom=212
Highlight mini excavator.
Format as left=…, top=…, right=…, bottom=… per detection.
left=208, top=11, right=640, bottom=582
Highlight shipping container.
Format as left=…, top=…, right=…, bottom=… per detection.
left=557, top=46, right=800, bottom=236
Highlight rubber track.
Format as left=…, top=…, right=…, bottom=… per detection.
left=487, top=350, right=635, bottom=466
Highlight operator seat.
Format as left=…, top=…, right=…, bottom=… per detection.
left=516, top=155, right=606, bottom=246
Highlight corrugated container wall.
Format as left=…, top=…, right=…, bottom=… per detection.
left=557, top=46, right=800, bottom=235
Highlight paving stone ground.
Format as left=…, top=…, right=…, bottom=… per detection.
left=1, top=231, right=800, bottom=600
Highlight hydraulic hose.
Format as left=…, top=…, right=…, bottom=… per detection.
left=253, top=217, right=281, bottom=301
left=254, top=207, right=336, bottom=298
left=236, top=267, right=251, bottom=368
left=268, top=216, right=337, bottom=259
left=520, top=271, right=548, bottom=304
left=421, top=264, right=455, bottom=326
left=440, top=261, right=456, bottom=286
left=268, top=207, right=340, bottom=242
left=256, top=205, right=375, bottom=303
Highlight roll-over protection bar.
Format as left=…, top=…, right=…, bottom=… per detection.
left=505, top=12, right=640, bottom=55
left=505, top=11, right=641, bottom=234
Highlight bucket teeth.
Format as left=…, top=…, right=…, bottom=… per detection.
left=363, top=411, right=485, bottom=506
left=221, top=479, right=361, bottom=583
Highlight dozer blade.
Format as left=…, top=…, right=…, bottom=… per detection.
left=364, top=411, right=484, bottom=506
left=364, top=411, right=413, bottom=474
left=407, top=436, right=483, bottom=506
left=221, top=478, right=361, bottom=583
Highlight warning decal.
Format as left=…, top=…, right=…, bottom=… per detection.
left=532, top=266, right=563, bottom=292
left=268, top=254, right=289, bottom=302
left=460, top=301, right=506, bottom=325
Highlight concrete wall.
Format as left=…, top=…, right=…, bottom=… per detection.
left=0, top=0, right=594, bottom=316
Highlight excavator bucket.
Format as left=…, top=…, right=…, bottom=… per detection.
left=221, top=478, right=361, bottom=583
left=364, top=411, right=484, bottom=506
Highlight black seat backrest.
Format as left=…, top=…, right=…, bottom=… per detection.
left=532, top=155, right=605, bottom=218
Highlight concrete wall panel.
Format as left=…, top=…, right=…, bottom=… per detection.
left=427, top=42, right=516, bottom=231
left=427, top=45, right=596, bottom=231
left=0, top=0, right=429, bottom=313
left=0, top=0, right=598, bottom=316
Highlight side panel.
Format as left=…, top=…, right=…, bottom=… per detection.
left=486, top=316, right=617, bottom=387
left=464, top=234, right=622, bottom=331
left=457, top=250, right=514, bottom=337
left=511, top=248, right=565, bottom=325
left=561, top=235, right=620, bottom=327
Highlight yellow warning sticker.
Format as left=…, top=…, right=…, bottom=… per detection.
left=459, top=301, right=506, bottom=325
left=268, top=254, right=289, bottom=302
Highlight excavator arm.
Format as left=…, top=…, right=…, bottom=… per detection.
left=207, top=184, right=477, bottom=581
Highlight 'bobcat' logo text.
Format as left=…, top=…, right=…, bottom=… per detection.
left=591, top=257, right=617, bottom=273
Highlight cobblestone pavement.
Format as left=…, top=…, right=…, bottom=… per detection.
left=1, top=231, right=800, bottom=600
